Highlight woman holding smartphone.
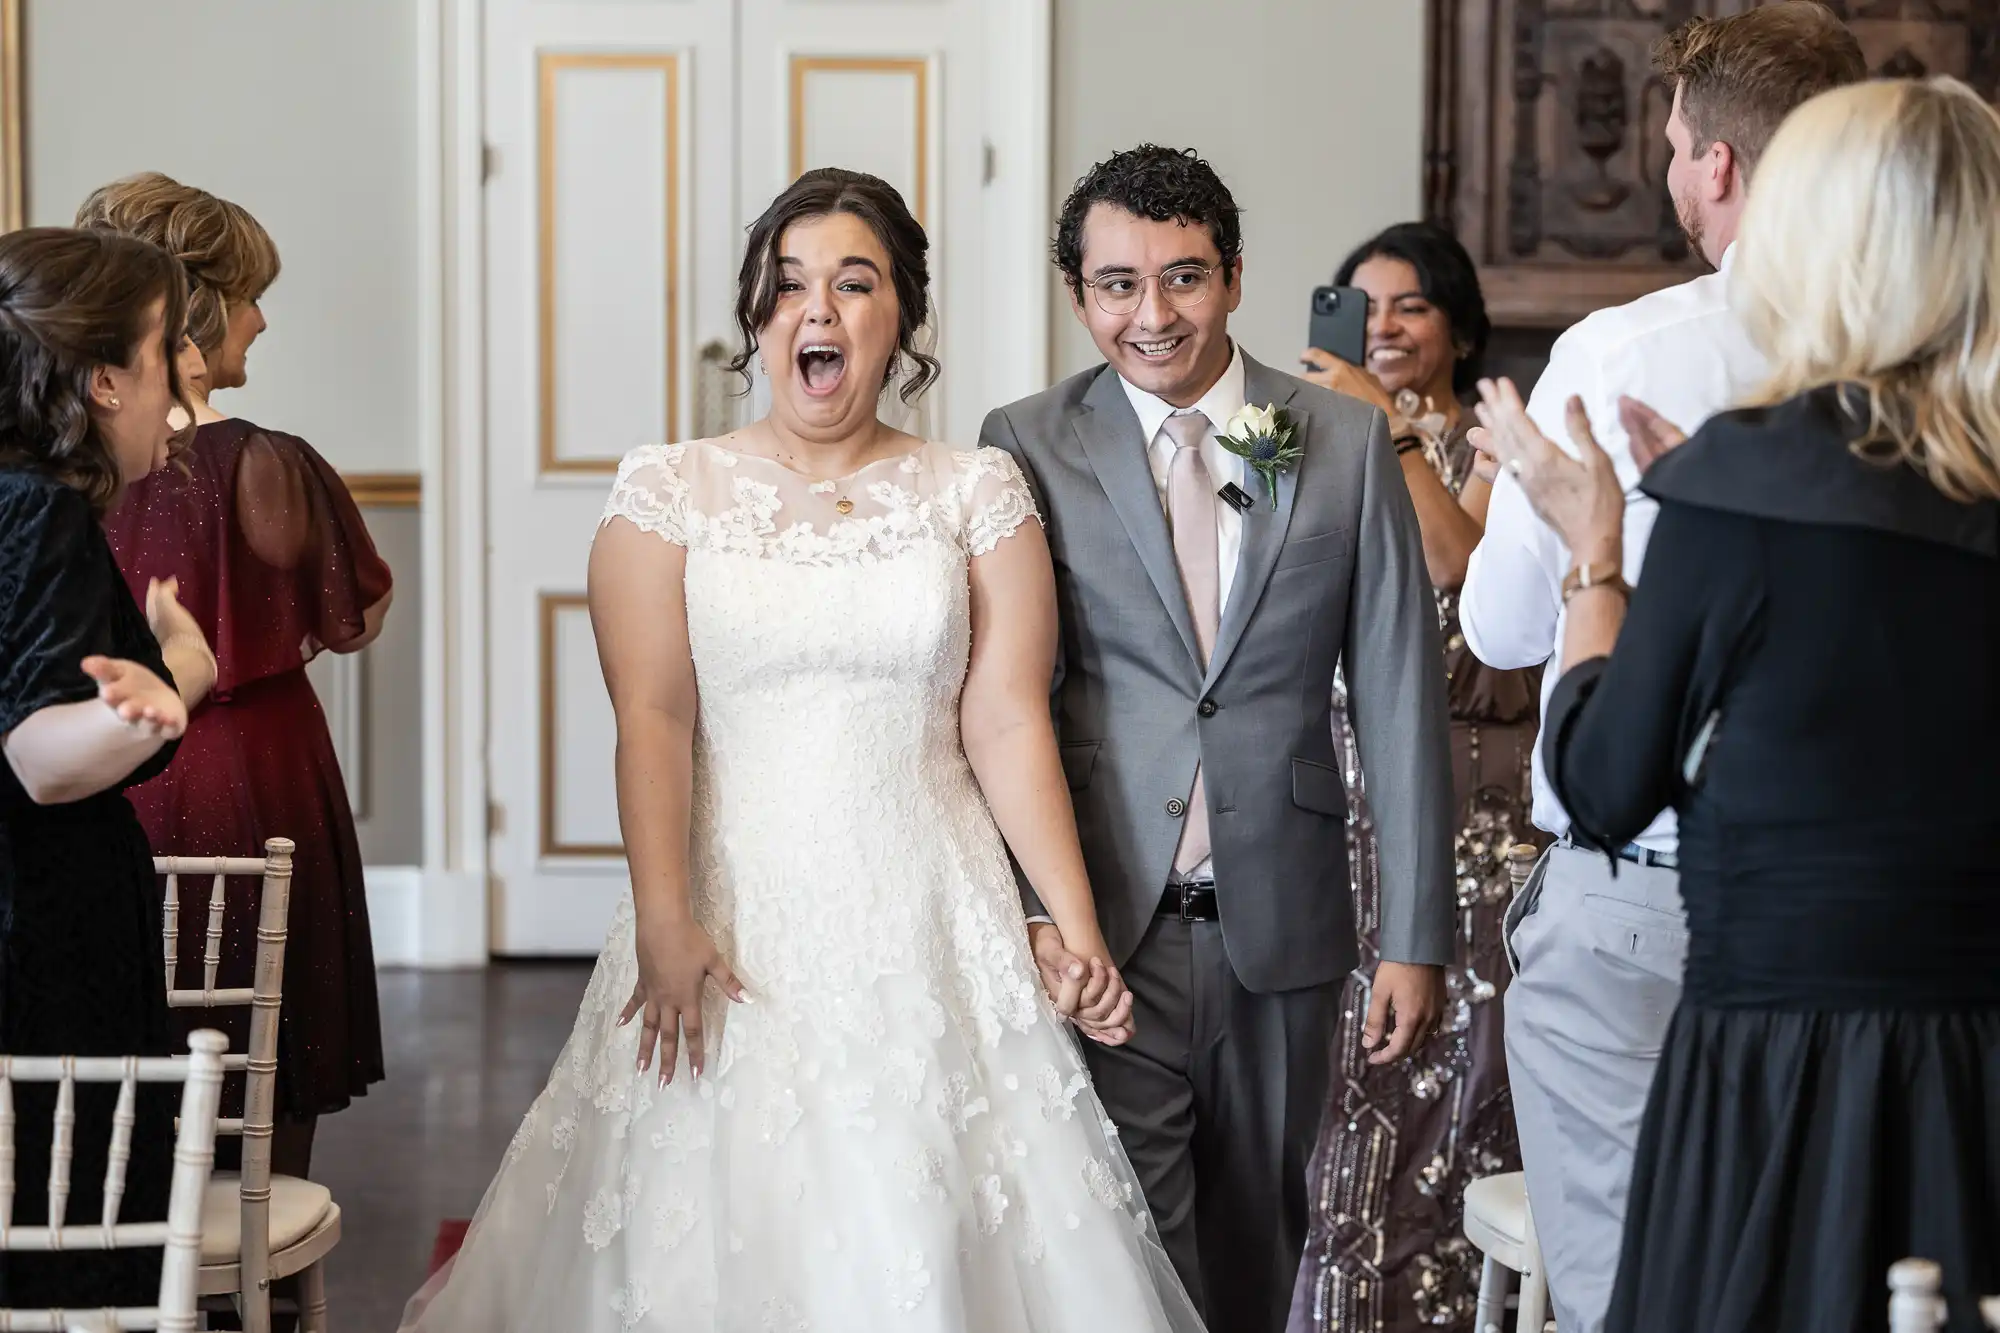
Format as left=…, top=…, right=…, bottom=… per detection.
left=1288, top=223, right=1541, bottom=1333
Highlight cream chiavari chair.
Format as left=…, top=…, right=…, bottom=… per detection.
left=0, top=1029, right=228, bottom=1333
left=155, top=840, right=339, bottom=1333
left=1465, top=842, right=1552, bottom=1333
left=1889, top=1258, right=2000, bottom=1332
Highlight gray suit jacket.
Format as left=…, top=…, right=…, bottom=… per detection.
left=980, top=352, right=1454, bottom=993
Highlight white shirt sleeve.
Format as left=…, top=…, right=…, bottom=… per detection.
left=1458, top=332, right=1603, bottom=671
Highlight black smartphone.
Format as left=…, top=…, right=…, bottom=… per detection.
left=1307, top=285, right=1368, bottom=367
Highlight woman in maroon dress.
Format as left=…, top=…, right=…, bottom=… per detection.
left=83, top=172, right=393, bottom=1178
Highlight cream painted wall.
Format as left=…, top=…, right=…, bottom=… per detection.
left=25, top=0, right=420, bottom=475
left=1050, top=0, right=1426, bottom=380
left=26, top=0, right=428, bottom=872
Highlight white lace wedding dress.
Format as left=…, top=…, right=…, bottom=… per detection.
left=400, top=440, right=1203, bottom=1332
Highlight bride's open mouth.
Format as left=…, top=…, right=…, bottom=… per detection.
left=797, top=342, right=847, bottom=397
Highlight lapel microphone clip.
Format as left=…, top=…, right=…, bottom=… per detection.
left=1217, top=482, right=1256, bottom=514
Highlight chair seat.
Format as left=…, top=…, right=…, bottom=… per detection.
left=200, top=1173, right=335, bottom=1263
left=1463, top=1172, right=1534, bottom=1273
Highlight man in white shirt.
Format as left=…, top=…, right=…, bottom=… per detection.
left=1458, top=7, right=1864, bottom=1329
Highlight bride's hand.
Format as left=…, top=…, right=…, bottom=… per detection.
left=619, top=913, right=746, bottom=1084
left=1065, top=930, right=1136, bottom=1047
left=1074, top=960, right=1136, bottom=1047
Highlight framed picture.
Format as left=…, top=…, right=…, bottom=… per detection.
left=0, top=0, right=19, bottom=232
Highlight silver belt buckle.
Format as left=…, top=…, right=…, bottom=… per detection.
left=1178, top=882, right=1197, bottom=921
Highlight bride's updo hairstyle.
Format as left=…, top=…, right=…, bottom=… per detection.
left=728, top=168, right=940, bottom=405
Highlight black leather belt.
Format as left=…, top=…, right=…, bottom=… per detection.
left=1158, top=881, right=1220, bottom=922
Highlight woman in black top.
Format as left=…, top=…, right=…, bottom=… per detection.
left=1475, top=78, right=2000, bottom=1333
left=0, top=227, right=217, bottom=1306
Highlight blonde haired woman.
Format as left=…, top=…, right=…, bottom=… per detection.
left=80, top=174, right=394, bottom=1183
left=1476, top=78, right=2000, bottom=1333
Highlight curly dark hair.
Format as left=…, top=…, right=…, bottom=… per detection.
left=1334, top=221, right=1491, bottom=396
left=0, top=227, right=190, bottom=513
left=1054, top=145, right=1242, bottom=296
left=729, top=168, right=939, bottom=406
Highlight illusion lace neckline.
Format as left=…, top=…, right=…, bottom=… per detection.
left=692, top=437, right=931, bottom=486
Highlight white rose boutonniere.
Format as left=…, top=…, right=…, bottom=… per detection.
left=1216, top=403, right=1302, bottom=509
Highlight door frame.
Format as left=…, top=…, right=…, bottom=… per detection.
left=414, top=0, right=1052, bottom=964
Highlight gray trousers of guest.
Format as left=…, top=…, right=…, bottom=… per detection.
left=1503, top=842, right=1686, bottom=1333
left=1082, top=915, right=1341, bottom=1333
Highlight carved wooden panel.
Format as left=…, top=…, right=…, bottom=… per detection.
left=1427, top=0, right=2000, bottom=329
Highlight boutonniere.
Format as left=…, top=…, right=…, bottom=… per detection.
left=1217, top=403, right=1302, bottom=509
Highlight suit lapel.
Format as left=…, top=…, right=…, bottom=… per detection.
left=1072, top=368, right=1202, bottom=667
left=1205, top=355, right=1303, bottom=689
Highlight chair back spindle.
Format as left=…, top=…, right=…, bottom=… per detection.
left=1507, top=842, right=1539, bottom=895
left=154, top=840, right=297, bottom=1333
left=0, top=1030, right=228, bottom=1332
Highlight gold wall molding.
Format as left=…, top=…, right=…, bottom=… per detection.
left=538, top=51, right=682, bottom=477
left=0, top=0, right=22, bottom=232
left=539, top=591, right=623, bottom=858
left=343, top=472, right=422, bottom=508
left=788, top=55, right=929, bottom=224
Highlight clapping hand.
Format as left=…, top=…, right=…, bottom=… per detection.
left=1466, top=426, right=1500, bottom=485
left=81, top=656, right=188, bottom=739
left=1028, top=922, right=1135, bottom=1046
left=144, top=576, right=217, bottom=694
left=1472, top=378, right=1626, bottom=564
left=1620, top=396, right=1688, bottom=474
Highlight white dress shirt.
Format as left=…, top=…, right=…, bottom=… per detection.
left=1459, top=246, right=1766, bottom=852
left=1121, top=341, right=1249, bottom=881
left=1025, top=346, right=1250, bottom=927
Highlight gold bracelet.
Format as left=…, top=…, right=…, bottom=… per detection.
left=1561, top=561, right=1631, bottom=605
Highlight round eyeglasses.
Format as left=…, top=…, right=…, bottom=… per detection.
left=1079, top=263, right=1220, bottom=316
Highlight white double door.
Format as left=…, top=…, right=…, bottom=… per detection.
left=480, top=0, right=1049, bottom=954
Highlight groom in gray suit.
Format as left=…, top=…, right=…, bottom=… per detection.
left=981, top=145, right=1455, bottom=1331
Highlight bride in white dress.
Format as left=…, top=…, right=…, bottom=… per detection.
left=400, top=169, right=1205, bottom=1331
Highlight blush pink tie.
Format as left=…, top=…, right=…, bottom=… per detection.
left=1164, top=411, right=1218, bottom=876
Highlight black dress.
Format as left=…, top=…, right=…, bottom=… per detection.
left=0, top=467, right=178, bottom=1306
left=1542, top=387, right=2000, bottom=1333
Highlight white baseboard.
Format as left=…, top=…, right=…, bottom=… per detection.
left=364, top=865, right=488, bottom=968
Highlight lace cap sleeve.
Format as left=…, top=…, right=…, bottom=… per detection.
left=960, top=446, right=1041, bottom=558
left=601, top=444, right=692, bottom=546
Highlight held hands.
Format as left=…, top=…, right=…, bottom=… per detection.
left=1472, top=379, right=1626, bottom=567
left=1028, top=921, right=1135, bottom=1046
left=81, top=656, right=189, bottom=739
left=619, top=911, right=747, bottom=1084
left=1363, top=961, right=1446, bottom=1066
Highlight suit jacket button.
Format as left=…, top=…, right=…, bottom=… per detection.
left=1166, top=797, right=1187, bottom=818
left=1197, top=699, right=1218, bottom=717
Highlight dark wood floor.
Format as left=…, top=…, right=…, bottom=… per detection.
left=313, top=963, right=591, bottom=1331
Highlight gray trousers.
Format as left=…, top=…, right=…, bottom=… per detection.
left=1083, top=915, right=1340, bottom=1333
left=1504, top=842, right=1686, bottom=1333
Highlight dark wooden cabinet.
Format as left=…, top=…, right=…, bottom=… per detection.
left=1426, top=0, right=2000, bottom=334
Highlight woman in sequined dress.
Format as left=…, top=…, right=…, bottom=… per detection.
left=1290, top=223, right=1540, bottom=1333
left=83, top=175, right=394, bottom=1183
